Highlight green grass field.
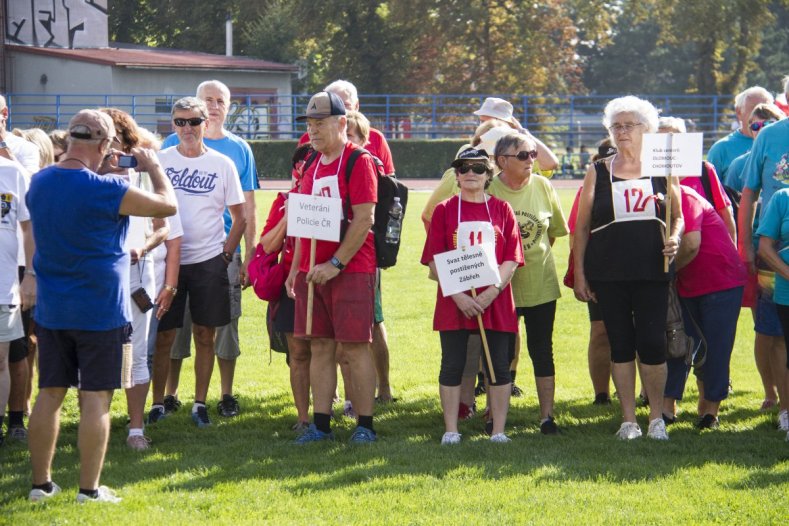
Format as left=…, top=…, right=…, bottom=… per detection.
left=3, top=188, right=788, bottom=525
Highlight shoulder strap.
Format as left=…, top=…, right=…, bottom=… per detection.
left=301, top=150, right=320, bottom=177
left=700, top=162, right=714, bottom=203
left=342, top=147, right=369, bottom=221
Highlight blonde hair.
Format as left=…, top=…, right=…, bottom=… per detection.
left=13, top=127, right=55, bottom=169
left=345, top=110, right=370, bottom=145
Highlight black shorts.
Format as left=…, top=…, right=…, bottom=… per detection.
left=273, top=287, right=295, bottom=333
left=36, top=323, right=131, bottom=391
left=9, top=267, right=31, bottom=363
left=158, top=254, right=231, bottom=331
left=587, top=300, right=603, bottom=322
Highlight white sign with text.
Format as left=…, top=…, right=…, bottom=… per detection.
left=433, top=243, right=501, bottom=297
left=640, top=133, right=704, bottom=177
left=287, top=193, right=342, bottom=242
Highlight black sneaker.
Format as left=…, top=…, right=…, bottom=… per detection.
left=511, top=383, right=524, bottom=397
left=217, top=394, right=240, bottom=417
left=163, top=395, right=181, bottom=414
left=540, top=416, right=559, bottom=435
left=662, top=413, right=676, bottom=426
left=593, top=393, right=612, bottom=405
left=191, top=406, right=211, bottom=428
left=696, top=413, right=719, bottom=429
left=147, top=406, right=166, bottom=424
left=484, top=419, right=494, bottom=436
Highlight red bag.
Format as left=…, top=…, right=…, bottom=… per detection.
left=563, top=249, right=575, bottom=289
left=248, top=243, right=288, bottom=302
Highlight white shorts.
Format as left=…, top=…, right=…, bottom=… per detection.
left=0, top=304, right=23, bottom=343
left=129, top=259, right=155, bottom=385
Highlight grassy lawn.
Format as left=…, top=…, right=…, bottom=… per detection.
left=3, top=188, right=788, bottom=525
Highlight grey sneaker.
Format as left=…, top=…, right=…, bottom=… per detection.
left=29, top=482, right=61, bottom=502
left=8, top=425, right=27, bottom=441
left=441, top=432, right=461, bottom=445
left=490, top=433, right=511, bottom=443
left=217, top=394, right=240, bottom=418
left=615, top=422, right=642, bottom=440
left=126, top=434, right=152, bottom=451
left=76, top=486, right=121, bottom=504
left=647, top=418, right=669, bottom=440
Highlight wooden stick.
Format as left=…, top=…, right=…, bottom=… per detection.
left=470, top=287, right=496, bottom=384
left=664, top=172, right=672, bottom=273
left=305, top=238, right=317, bottom=336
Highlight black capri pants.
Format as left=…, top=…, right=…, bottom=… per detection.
left=439, top=330, right=512, bottom=387
left=590, top=279, right=668, bottom=365
left=516, top=300, right=557, bottom=377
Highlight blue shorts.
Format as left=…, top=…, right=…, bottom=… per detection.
left=755, top=293, right=783, bottom=337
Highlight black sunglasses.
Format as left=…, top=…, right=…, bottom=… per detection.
left=457, top=164, right=488, bottom=175
left=501, top=150, right=538, bottom=161
left=173, top=117, right=206, bottom=127
left=750, top=120, right=775, bottom=132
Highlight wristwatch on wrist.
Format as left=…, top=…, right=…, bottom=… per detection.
left=0, top=141, right=8, bottom=150
left=330, top=256, right=345, bottom=271
left=163, top=284, right=178, bottom=296
left=495, top=282, right=504, bottom=292
left=222, top=251, right=233, bottom=263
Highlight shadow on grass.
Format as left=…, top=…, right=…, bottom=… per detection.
left=3, top=389, right=788, bottom=505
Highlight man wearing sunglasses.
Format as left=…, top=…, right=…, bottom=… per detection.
left=154, top=97, right=246, bottom=429
left=161, top=81, right=259, bottom=420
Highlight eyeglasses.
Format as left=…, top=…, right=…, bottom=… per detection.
left=173, top=117, right=206, bottom=127
left=608, top=122, right=643, bottom=133
left=501, top=150, right=538, bottom=161
left=750, top=120, right=775, bottom=132
left=457, top=164, right=488, bottom=175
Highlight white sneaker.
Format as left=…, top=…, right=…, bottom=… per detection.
left=76, top=486, right=121, bottom=504
left=778, top=410, right=789, bottom=431
left=647, top=418, right=669, bottom=440
left=615, top=422, right=642, bottom=440
left=441, top=432, right=461, bottom=445
left=490, top=433, right=511, bottom=443
left=29, top=482, right=61, bottom=502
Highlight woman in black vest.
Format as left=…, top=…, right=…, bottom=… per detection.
left=572, top=96, right=684, bottom=441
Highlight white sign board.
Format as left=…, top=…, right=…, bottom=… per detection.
left=640, top=133, right=704, bottom=177
left=433, top=244, right=501, bottom=297
left=287, top=193, right=342, bottom=242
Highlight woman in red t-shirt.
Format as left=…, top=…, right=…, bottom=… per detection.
left=421, top=147, right=524, bottom=445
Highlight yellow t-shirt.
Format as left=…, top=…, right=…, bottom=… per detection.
left=488, top=175, right=568, bottom=307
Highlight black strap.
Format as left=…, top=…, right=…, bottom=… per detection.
left=699, top=162, right=714, bottom=205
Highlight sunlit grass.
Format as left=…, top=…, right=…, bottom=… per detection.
left=2, top=189, right=787, bottom=525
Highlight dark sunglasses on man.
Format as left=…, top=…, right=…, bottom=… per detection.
left=173, top=117, right=206, bottom=127
left=500, top=150, right=538, bottom=161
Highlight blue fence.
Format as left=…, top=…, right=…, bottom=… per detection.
left=6, top=93, right=738, bottom=149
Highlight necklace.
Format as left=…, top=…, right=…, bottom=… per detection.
left=61, top=157, right=90, bottom=170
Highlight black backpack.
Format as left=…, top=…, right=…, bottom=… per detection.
left=303, top=147, right=408, bottom=268
left=699, top=161, right=740, bottom=221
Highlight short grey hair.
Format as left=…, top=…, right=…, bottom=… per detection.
left=734, top=86, right=773, bottom=110
left=493, top=132, right=535, bottom=169
left=171, top=96, right=208, bottom=119
left=602, top=96, right=659, bottom=134
left=783, top=75, right=789, bottom=96
left=324, top=80, right=358, bottom=107
left=196, top=80, right=231, bottom=102
left=658, top=116, right=687, bottom=133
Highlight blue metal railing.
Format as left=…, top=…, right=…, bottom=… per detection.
left=5, top=92, right=738, bottom=149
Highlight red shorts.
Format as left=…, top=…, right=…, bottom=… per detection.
left=294, top=271, right=375, bottom=343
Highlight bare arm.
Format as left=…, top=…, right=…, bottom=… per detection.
left=718, top=205, right=736, bottom=243
left=738, top=187, right=759, bottom=274
left=155, top=236, right=181, bottom=320
left=261, top=213, right=287, bottom=255
left=512, top=122, right=559, bottom=171
left=19, top=220, right=36, bottom=311
left=240, top=189, right=258, bottom=288
left=223, top=203, right=247, bottom=257
left=675, top=231, right=701, bottom=270
left=306, top=202, right=374, bottom=285
left=130, top=217, right=169, bottom=264
left=119, top=147, right=177, bottom=218
left=572, top=165, right=597, bottom=302
left=758, top=236, right=789, bottom=282
left=285, top=237, right=302, bottom=299
left=663, top=177, right=684, bottom=257
left=473, top=260, right=519, bottom=311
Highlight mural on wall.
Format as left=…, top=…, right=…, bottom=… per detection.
left=6, top=0, right=108, bottom=49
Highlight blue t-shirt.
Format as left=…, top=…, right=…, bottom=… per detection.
left=755, top=188, right=789, bottom=305
left=162, top=131, right=258, bottom=249
left=26, top=166, right=131, bottom=330
left=724, top=152, right=749, bottom=191
left=707, top=129, right=752, bottom=182
left=743, top=119, right=789, bottom=221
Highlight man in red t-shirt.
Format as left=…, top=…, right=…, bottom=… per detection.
left=298, top=80, right=396, bottom=406
left=286, top=91, right=379, bottom=443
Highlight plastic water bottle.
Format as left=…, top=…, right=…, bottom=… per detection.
left=385, top=197, right=403, bottom=244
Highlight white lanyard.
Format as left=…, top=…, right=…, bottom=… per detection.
left=609, top=155, right=659, bottom=224
left=456, top=194, right=496, bottom=250
left=311, top=147, right=345, bottom=198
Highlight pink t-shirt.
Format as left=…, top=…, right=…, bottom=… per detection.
left=680, top=161, right=730, bottom=212
left=677, top=187, right=746, bottom=297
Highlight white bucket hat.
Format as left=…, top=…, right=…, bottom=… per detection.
left=473, top=97, right=515, bottom=122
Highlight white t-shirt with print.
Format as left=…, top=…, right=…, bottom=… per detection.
left=0, top=159, right=30, bottom=304
left=158, top=146, right=244, bottom=265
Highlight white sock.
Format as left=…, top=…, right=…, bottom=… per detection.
left=192, top=402, right=205, bottom=414
left=128, top=428, right=144, bottom=437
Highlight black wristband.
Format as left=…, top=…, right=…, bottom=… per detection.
left=330, top=256, right=345, bottom=271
